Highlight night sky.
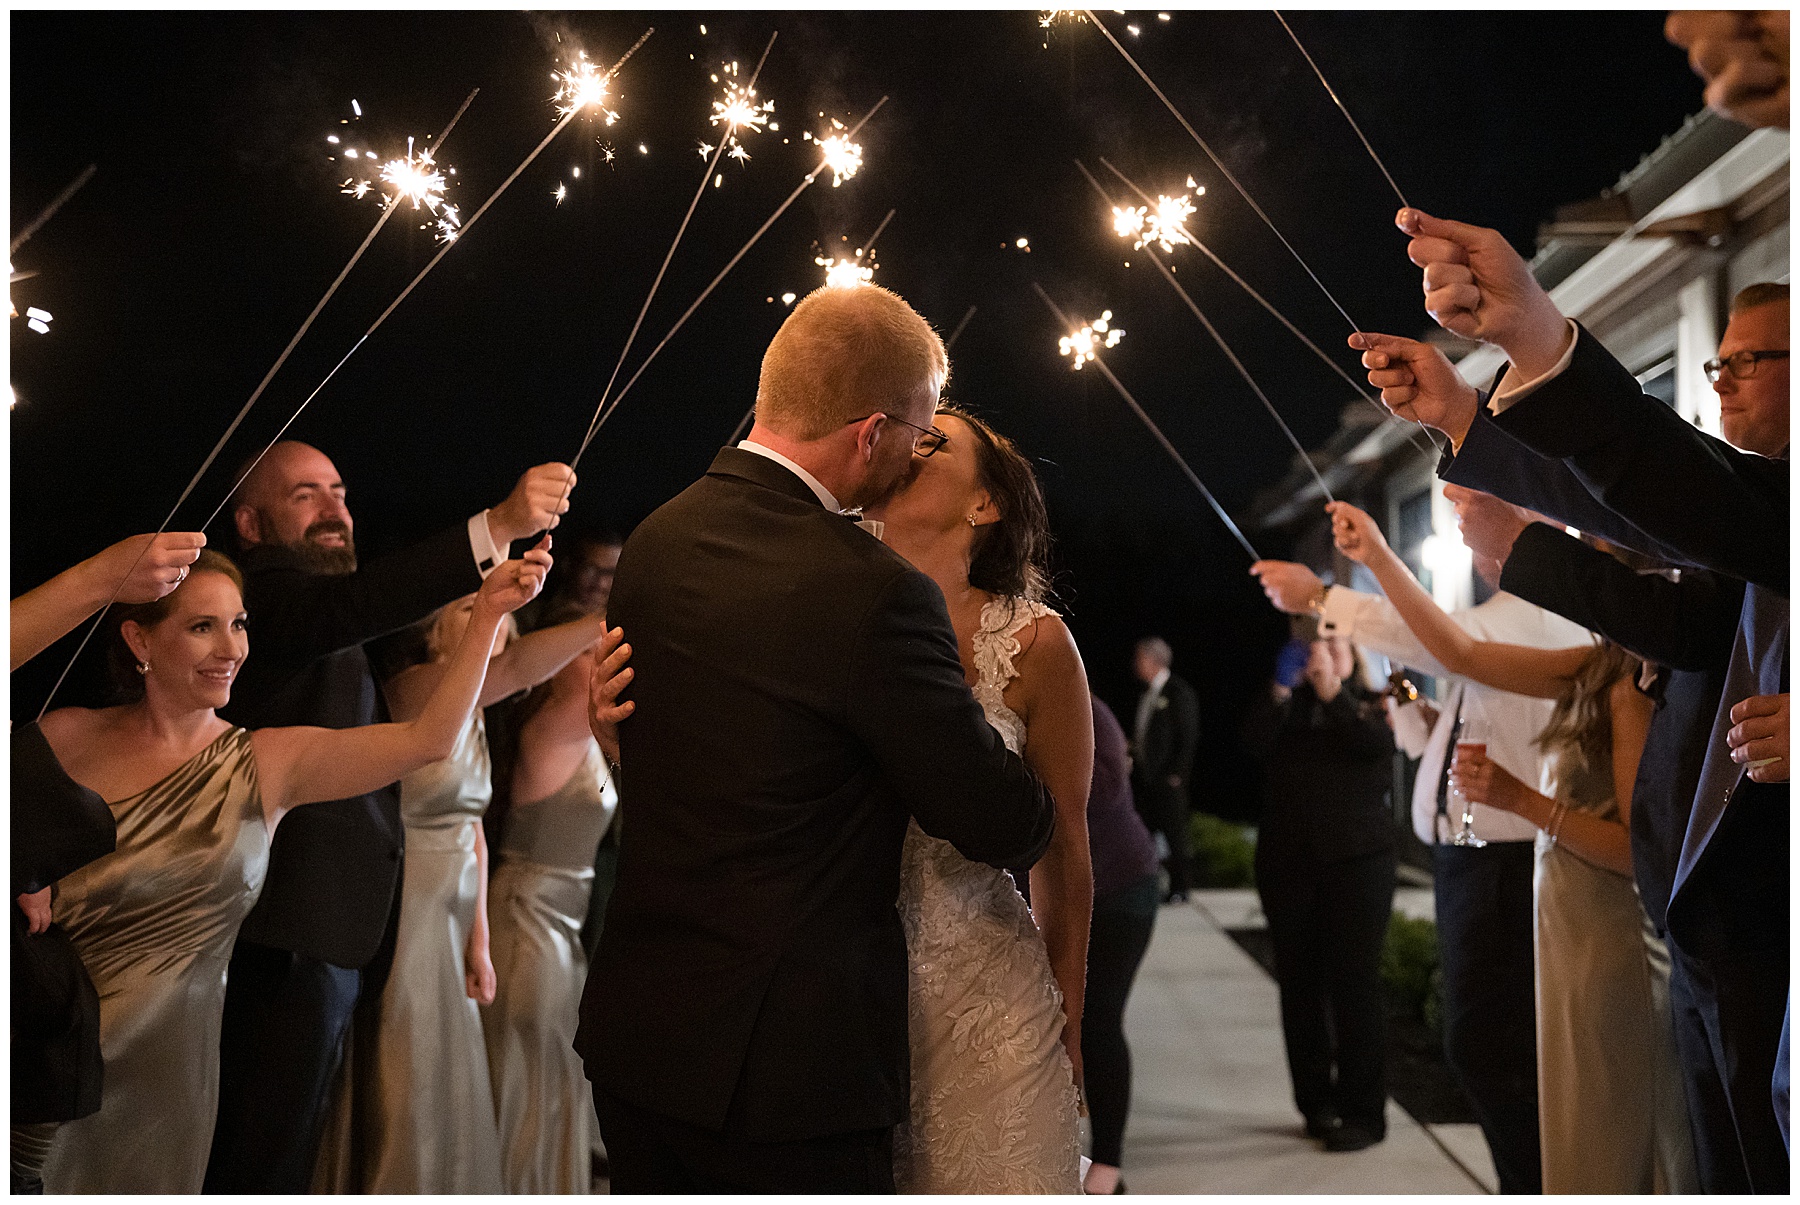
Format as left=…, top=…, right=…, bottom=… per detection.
left=11, top=11, right=1704, bottom=819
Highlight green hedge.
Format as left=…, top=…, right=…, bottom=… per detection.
left=1189, top=812, right=1257, bottom=889
left=1381, top=912, right=1443, bottom=1036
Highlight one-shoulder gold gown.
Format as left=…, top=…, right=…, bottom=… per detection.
left=39, top=728, right=268, bottom=1194
left=483, top=743, right=617, bottom=1193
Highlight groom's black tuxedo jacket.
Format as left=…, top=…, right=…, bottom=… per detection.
left=576, top=447, right=1058, bottom=1143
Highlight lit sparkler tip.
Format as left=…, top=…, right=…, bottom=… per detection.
left=815, top=132, right=864, bottom=187
left=378, top=147, right=450, bottom=211
left=1039, top=9, right=1086, bottom=29
left=555, top=54, right=616, bottom=119
left=1108, top=191, right=1197, bottom=253
left=817, top=255, right=874, bottom=289
left=1057, top=308, right=1126, bottom=371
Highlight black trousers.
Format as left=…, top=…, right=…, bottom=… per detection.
left=1082, top=873, right=1159, bottom=1167
left=1255, top=842, right=1395, bottom=1132
left=1668, top=939, right=1790, bottom=1192
left=1136, top=784, right=1193, bottom=896
left=202, top=941, right=362, bottom=1193
left=1432, top=841, right=1541, bottom=1195
left=593, top=1086, right=895, bottom=1193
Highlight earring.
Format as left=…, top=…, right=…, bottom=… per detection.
left=135, top=660, right=150, bottom=675
left=967, top=515, right=978, bottom=527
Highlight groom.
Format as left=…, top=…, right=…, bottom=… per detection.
left=576, top=285, right=1058, bottom=1193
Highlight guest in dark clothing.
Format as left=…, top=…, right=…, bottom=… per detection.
left=1244, top=637, right=1396, bottom=1153
left=1130, top=637, right=1199, bottom=902
left=1081, top=693, right=1162, bottom=1196
left=201, top=441, right=576, bottom=1193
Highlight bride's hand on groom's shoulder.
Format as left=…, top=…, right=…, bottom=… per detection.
left=588, top=626, right=635, bottom=766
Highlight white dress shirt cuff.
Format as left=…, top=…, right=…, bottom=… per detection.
left=469, top=511, right=510, bottom=579
left=1316, top=585, right=1368, bottom=640
left=1489, top=320, right=1580, bottom=413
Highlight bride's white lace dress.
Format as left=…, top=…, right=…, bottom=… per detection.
left=893, top=596, right=1082, bottom=1194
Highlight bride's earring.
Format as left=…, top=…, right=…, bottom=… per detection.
left=135, top=659, right=151, bottom=675
left=966, top=514, right=978, bottom=527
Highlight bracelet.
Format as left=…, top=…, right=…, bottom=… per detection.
left=1545, top=799, right=1569, bottom=846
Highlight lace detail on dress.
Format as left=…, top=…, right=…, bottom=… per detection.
left=893, top=595, right=1080, bottom=1194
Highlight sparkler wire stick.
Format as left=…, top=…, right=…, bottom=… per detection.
left=860, top=207, right=896, bottom=260
left=944, top=305, right=978, bottom=352
left=572, top=94, right=890, bottom=465
left=1078, top=162, right=1332, bottom=497
left=206, top=27, right=656, bottom=536
left=1088, top=156, right=1442, bottom=459
left=573, top=31, right=778, bottom=465
left=728, top=401, right=757, bottom=445
left=35, top=88, right=482, bottom=719
left=1081, top=9, right=1363, bottom=337
left=1031, top=282, right=1261, bottom=561
left=12, top=163, right=98, bottom=255
left=1274, top=12, right=1410, bottom=210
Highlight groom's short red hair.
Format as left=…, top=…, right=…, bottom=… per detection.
left=754, top=285, right=948, bottom=441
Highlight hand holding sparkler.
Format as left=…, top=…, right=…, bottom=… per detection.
left=1347, top=331, right=1481, bottom=447
left=489, top=463, right=577, bottom=546
left=1325, top=500, right=1391, bottom=567
left=1397, top=208, right=1571, bottom=378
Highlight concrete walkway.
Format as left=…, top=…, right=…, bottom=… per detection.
left=1112, top=894, right=1497, bottom=1194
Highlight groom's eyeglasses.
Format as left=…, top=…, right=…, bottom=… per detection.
left=845, top=412, right=951, bottom=458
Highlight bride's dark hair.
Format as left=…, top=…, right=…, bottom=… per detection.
left=937, top=405, right=1050, bottom=604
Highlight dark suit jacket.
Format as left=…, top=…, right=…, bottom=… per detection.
left=220, top=521, right=483, bottom=968
left=1499, top=523, right=1743, bottom=932
left=1242, top=683, right=1396, bottom=862
left=1448, top=329, right=1788, bottom=961
left=576, top=447, right=1056, bottom=1143
left=1132, top=672, right=1199, bottom=819
left=1477, top=324, right=1787, bottom=596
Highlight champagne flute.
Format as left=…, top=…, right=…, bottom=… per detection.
left=1450, top=714, right=1488, bottom=848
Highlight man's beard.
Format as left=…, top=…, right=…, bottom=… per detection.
left=282, top=519, right=358, bottom=576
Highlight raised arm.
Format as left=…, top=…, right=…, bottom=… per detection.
left=386, top=607, right=612, bottom=720
left=844, top=571, right=1056, bottom=869
left=12, top=532, right=206, bottom=670
left=251, top=543, right=549, bottom=826
left=1327, top=501, right=1591, bottom=699
left=1015, top=616, right=1096, bottom=1087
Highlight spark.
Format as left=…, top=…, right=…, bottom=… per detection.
left=1016, top=237, right=1031, bottom=250
left=554, top=182, right=568, bottom=206
left=1127, top=24, right=1141, bottom=36
left=803, top=126, right=864, bottom=187
left=1058, top=309, right=1124, bottom=370
left=1158, top=12, right=1171, bottom=20
left=818, top=255, right=873, bottom=289
left=434, top=204, right=460, bottom=243
left=638, top=143, right=649, bottom=154
left=1111, top=191, right=1197, bottom=253
left=1040, top=10, right=1085, bottom=29
left=706, top=68, right=775, bottom=173
left=351, top=99, right=362, bottom=117
left=781, top=292, right=797, bottom=305
left=572, top=166, right=581, bottom=179
left=600, top=143, right=616, bottom=164
left=697, top=140, right=715, bottom=159
left=327, top=135, right=340, bottom=145
left=555, top=54, right=620, bottom=122
left=378, top=139, right=449, bottom=210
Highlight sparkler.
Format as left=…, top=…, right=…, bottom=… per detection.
left=558, top=30, right=779, bottom=503
left=1090, top=157, right=1440, bottom=459
left=202, top=27, right=658, bottom=542
left=11, top=163, right=97, bottom=256
left=944, top=305, right=979, bottom=352
left=709, top=58, right=775, bottom=166
left=1080, top=164, right=1335, bottom=500
left=1081, top=10, right=1365, bottom=338
left=820, top=206, right=894, bottom=289
left=1274, top=12, right=1410, bottom=210
left=35, top=87, right=483, bottom=718
left=1032, top=282, right=1261, bottom=561
left=573, top=94, right=889, bottom=465
left=803, top=120, right=865, bottom=187
left=1058, top=309, right=1123, bottom=369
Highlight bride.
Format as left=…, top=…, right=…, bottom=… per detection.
left=866, top=405, right=1094, bottom=1194
left=590, top=406, right=1095, bottom=1192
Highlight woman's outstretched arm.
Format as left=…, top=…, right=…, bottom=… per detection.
left=252, top=542, right=550, bottom=826
left=1328, top=501, right=1591, bottom=699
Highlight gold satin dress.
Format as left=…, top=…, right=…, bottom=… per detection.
left=319, top=715, right=504, bottom=1193
left=482, top=743, right=617, bottom=1193
left=39, top=728, right=268, bottom=1194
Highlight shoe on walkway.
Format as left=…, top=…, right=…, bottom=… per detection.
left=1323, top=1123, right=1385, bottom=1152
left=1302, top=1112, right=1342, bottom=1140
